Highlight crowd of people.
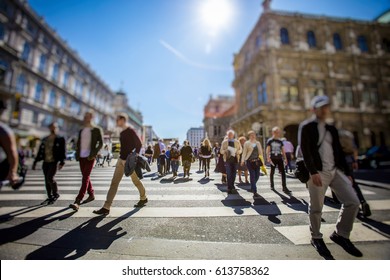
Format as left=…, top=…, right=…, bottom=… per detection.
left=0, top=95, right=374, bottom=259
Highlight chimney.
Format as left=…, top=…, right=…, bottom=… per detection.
left=262, top=0, right=271, bottom=12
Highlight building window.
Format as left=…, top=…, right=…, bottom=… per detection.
left=70, top=101, right=81, bottom=114
left=32, top=111, right=39, bottom=124
left=63, top=72, right=69, bottom=88
left=336, top=81, right=354, bottom=107
left=257, top=81, right=268, bottom=104
left=357, top=35, right=369, bottom=53
left=307, top=80, right=326, bottom=101
left=280, top=28, right=290, bottom=45
left=307, top=31, right=317, bottom=48
left=280, top=78, right=299, bottom=103
left=246, top=92, right=254, bottom=109
left=38, top=54, right=47, bottom=73
left=34, top=82, right=43, bottom=102
left=16, top=74, right=26, bottom=95
left=48, top=89, right=56, bottom=107
left=60, top=95, right=67, bottom=108
left=52, top=64, right=59, bottom=81
left=21, top=42, right=31, bottom=62
left=382, top=38, right=390, bottom=53
left=0, top=22, right=4, bottom=40
left=57, top=118, right=65, bottom=129
left=42, top=114, right=53, bottom=126
left=362, top=83, right=379, bottom=107
left=256, top=35, right=262, bottom=48
left=333, top=33, right=343, bottom=51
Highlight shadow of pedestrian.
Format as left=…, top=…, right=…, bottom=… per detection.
left=272, top=189, right=309, bottom=214
left=173, top=178, right=193, bottom=184
left=358, top=216, right=390, bottom=237
left=0, top=208, right=75, bottom=246
left=25, top=208, right=140, bottom=260
left=252, top=195, right=282, bottom=224
left=0, top=204, right=47, bottom=223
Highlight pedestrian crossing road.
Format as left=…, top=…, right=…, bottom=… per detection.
left=0, top=160, right=389, bottom=260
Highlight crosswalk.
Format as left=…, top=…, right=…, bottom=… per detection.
left=0, top=161, right=389, bottom=246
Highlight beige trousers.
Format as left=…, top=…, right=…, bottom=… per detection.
left=307, top=169, right=360, bottom=239
left=103, top=158, right=147, bottom=210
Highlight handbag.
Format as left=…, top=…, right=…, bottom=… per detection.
left=294, top=159, right=310, bottom=183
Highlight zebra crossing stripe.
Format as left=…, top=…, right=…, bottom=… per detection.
left=274, top=223, right=389, bottom=245
left=0, top=200, right=389, bottom=219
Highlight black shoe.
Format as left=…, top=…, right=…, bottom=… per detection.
left=40, top=198, right=52, bottom=205
left=93, top=208, right=109, bottom=215
left=330, top=231, right=363, bottom=257
left=253, top=192, right=261, bottom=198
left=283, top=188, right=291, bottom=194
left=270, top=186, right=275, bottom=191
left=134, top=198, right=148, bottom=208
left=51, top=194, right=60, bottom=202
left=311, top=238, right=334, bottom=260
left=361, top=202, right=371, bottom=217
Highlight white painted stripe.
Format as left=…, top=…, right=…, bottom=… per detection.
left=0, top=201, right=389, bottom=219
left=356, top=179, right=390, bottom=189
left=274, top=223, right=389, bottom=245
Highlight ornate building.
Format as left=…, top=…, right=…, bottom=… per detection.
left=0, top=0, right=118, bottom=143
left=231, top=0, right=390, bottom=150
left=203, top=95, right=236, bottom=144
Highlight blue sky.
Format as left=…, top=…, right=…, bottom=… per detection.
left=28, top=0, right=390, bottom=142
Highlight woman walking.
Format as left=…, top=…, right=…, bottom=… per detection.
left=201, top=138, right=212, bottom=178
left=220, top=130, right=242, bottom=194
left=241, top=131, right=264, bottom=197
left=215, top=138, right=227, bottom=184
left=238, top=136, right=249, bottom=184
left=180, top=140, right=194, bottom=178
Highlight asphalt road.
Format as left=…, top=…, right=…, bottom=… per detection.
left=0, top=159, right=389, bottom=260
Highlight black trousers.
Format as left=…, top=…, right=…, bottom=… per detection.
left=270, top=157, right=287, bottom=188
left=42, top=162, right=58, bottom=198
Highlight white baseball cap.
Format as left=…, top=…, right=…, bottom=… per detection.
left=311, top=95, right=330, bottom=109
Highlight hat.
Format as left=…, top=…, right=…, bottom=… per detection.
left=311, top=95, right=330, bottom=109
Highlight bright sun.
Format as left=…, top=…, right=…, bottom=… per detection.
left=199, top=0, right=234, bottom=35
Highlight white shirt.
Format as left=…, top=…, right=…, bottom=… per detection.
left=318, top=121, right=335, bottom=171
left=80, top=127, right=91, bottom=158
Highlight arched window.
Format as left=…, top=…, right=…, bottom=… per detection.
left=21, top=42, right=31, bottom=62
left=0, top=22, right=5, bottom=40
left=307, top=31, right=316, bottom=48
left=280, top=28, right=290, bottom=45
left=333, top=33, right=343, bottom=50
left=382, top=38, right=390, bottom=53
left=16, top=74, right=26, bottom=95
left=357, top=35, right=369, bottom=53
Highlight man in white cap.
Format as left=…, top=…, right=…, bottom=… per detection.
left=298, top=95, right=361, bottom=259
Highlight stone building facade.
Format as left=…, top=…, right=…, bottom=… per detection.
left=203, top=95, right=236, bottom=144
left=231, top=0, right=390, bottom=151
left=0, top=0, right=118, bottom=143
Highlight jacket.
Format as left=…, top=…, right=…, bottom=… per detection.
left=300, top=118, right=351, bottom=176
left=124, top=152, right=151, bottom=179
left=34, top=135, right=66, bottom=165
left=220, top=139, right=242, bottom=162
left=76, top=126, right=103, bottom=161
left=241, top=140, right=263, bottom=163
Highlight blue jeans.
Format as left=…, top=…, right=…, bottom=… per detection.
left=225, top=162, right=238, bottom=190
left=171, top=160, right=179, bottom=173
left=246, top=161, right=261, bottom=193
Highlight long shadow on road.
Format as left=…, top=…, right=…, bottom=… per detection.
left=25, top=208, right=140, bottom=260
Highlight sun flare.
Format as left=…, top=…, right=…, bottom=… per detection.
left=199, top=0, right=234, bottom=35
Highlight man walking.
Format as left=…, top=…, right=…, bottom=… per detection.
left=33, top=122, right=66, bottom=204
left=93, top=114, right=148, bottom=215
left=300, top=95, right=361, bottom=259
left=69, top=111, right=103, bottom=211
left=266, top=127, right=291, bottom=194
